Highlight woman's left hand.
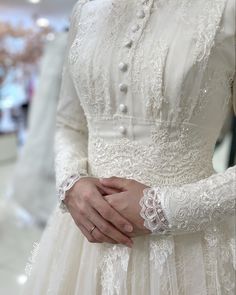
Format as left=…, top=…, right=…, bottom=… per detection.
left=99, top=176, right=151, bottom=238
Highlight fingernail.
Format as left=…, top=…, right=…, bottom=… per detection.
left=124, top=224, right=133, bottom=232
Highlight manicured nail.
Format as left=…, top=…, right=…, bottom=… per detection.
left=124, top=224, right=133, bottom=232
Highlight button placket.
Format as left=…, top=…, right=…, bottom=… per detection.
left=116, top=0, right=153, bottom=136
left=124, top=0, right=152, bottom=49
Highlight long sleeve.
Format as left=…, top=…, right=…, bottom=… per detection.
left=55, top=1, right=89, bottom=210
left=139, top=77, right=236, bottom=235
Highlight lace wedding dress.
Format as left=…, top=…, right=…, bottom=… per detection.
left=23, top=0, right=236, bottom=294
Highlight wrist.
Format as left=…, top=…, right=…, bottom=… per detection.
left=57, top=173, right=88, bottom=213
left=139, top=187, right=172, bottom=235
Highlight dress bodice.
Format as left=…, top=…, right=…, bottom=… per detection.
left=65, top=0, right=235, bottom=185
left=69, top=0, right=234, bottom=124
left=53, top=3, right=236, bottom=292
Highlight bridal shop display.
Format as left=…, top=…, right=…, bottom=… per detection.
left=10, top=32, right=68, bottom=224
left=0, top=1, right=79, bottom=294
left=0, top=21, right=53, bottom=137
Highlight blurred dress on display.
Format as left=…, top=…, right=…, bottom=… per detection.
left=10, top=32, right=68, bottom=224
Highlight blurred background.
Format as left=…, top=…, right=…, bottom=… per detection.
left=0, top=0, right=235, bottom=294
left=0, top=0, right=77, bottom=294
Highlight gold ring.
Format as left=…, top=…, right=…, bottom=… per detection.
left=89, top=225, right=96, bottom=234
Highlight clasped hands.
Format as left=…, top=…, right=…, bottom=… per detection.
left=64, top=176, right=151, bottom=248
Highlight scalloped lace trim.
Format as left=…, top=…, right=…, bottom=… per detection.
left=57, top=172, right=88, bottom=213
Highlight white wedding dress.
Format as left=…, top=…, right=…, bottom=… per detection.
left=10, top=33, right=67, bottom=222
left=23, top=0, right=236, bottom=294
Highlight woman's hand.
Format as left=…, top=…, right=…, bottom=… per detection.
left=64, top=177, right=134, bottom=248
left=99, top=176, right=152, bottom=237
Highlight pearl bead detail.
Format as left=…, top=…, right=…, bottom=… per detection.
left=119, top=126, right=126, bottom=135
left=119, top=104, right=127, bottom=113
left=137, top=10, right=145, bottom=19
left=131, top=24, right=140, bottom=32
left=119, top=83, right=128, bottom=93
left=118, top=62, right=128, bottom=72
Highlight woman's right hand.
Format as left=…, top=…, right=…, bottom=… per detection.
left=63, top=177, right=134, bottom=248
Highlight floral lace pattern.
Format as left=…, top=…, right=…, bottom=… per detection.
left=87, top=122, right=215, bottom=186
left=149, top=237, right=174, bottom=274
left=147, top=166, right=236, bottom=234
left=203, top=226, right=236, bottom=294
left=99, top=244, right=130, bottom=295
left=66, top=0, right=234, bottom=124
left=144, top=39, right=169, bottom=119
left=193, top=0, right=228, bottom=68
left=139, top=187, right=171, bottom=234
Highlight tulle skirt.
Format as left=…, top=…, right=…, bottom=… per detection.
left=22, top=205, right=235, bottom=295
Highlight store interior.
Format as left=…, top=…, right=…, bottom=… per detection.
left=0, top=1, right=77, bottom=294
left=0, top=0, right=235, bottom=294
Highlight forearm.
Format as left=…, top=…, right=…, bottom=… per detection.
left=139, top=166, right=236, bottom=235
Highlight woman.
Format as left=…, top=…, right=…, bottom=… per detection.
left=23, top=0, right=236, bottom=294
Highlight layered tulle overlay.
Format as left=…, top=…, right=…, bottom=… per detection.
left=24, top=203, right=235, bottom=294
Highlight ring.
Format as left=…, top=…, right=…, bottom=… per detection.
left=89, top=225, right=96, bottom=234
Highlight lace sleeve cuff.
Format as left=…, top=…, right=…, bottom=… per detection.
left=139, top=166, right=236, bottom=235
left=139, top=187, right=172, bottom=235
left=57, top=172, right=88, bottom=213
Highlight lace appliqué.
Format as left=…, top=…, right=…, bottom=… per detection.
left=193, top=0, right=227, bottom=68
left=57, top=173, right=88, bottom=213
left=99, top=244, right=130, bottom=295
left=88, top=122, right=215, bottom=187
left=154, top=166, right=236, bottom=234
left=145, top=40, right=169, bottom=119
left=139, top=187, right=171, bottom=234
left=150, top=237, right=174, bottom=274
left=203, top=226, right=236, bottom=294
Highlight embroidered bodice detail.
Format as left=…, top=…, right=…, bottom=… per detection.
left=55, top=0, right=235, bottom=234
